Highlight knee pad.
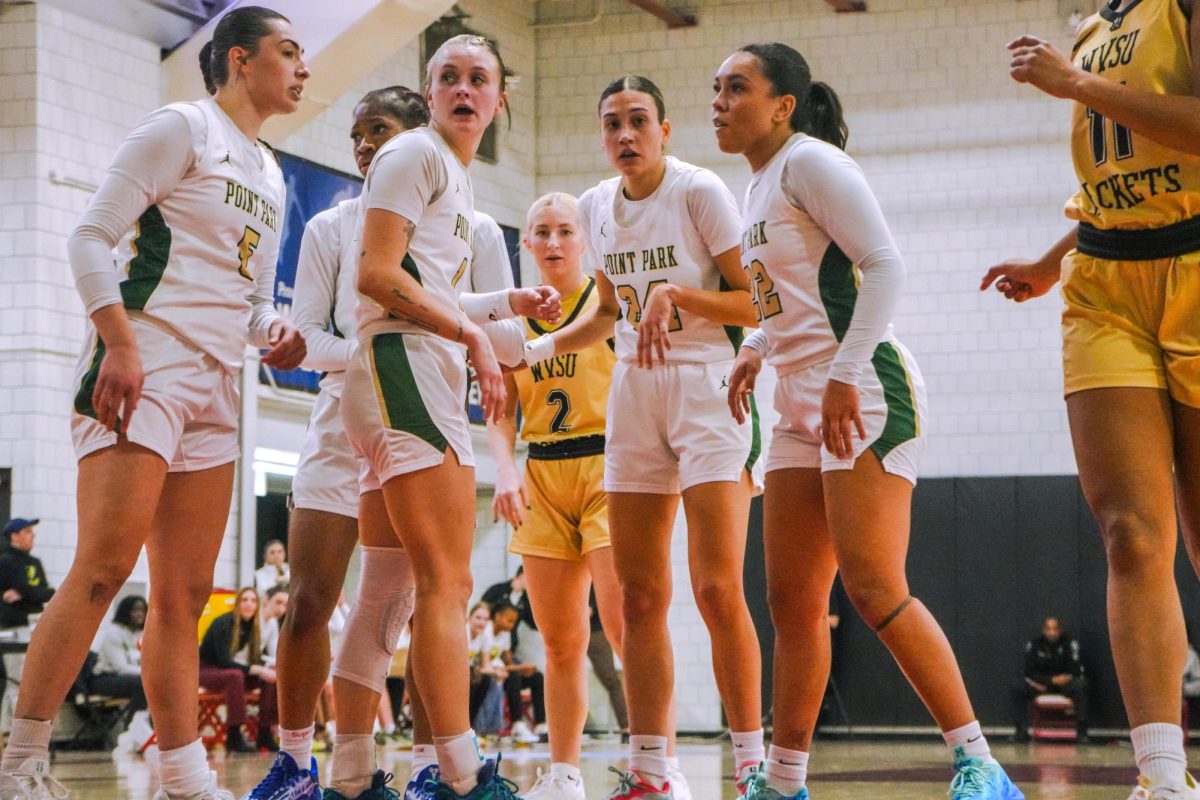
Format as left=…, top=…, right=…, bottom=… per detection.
left=331, top=546, right=415, bottom=694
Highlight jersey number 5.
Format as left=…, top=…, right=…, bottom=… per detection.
left=237, top=226, right=261, bottom=280
left=615, top=280, right=683, bottom=331
left=746, top=259, right=783, bottom=322
left=547, top=389, right=572, bottom=434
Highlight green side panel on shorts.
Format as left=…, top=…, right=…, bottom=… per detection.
left=73, top=338, right=123, bottom=434
left=120, top=205, right=172, bottom=311
left=371, top=333, right=448, bottom=453
left=401, top=252, right=422, bottom=286
left=719, top=275, right=746, bottom=353
left=745, top=394, right=762, bottom=471
left=869, top=341, right=919, bottom=461
left=817, top=242, right=856, bottom=342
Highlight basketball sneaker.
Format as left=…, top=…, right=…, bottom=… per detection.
left=0, top=758, right=68, bottom=800
left=510, top=722, right=539, bottom=747
left=322, top=772, right=401, bottom=800
left=524, top=769, right=584, bottom=800
left=406, top=765, right=440, bottom=800
left=242, top=752, right=321, bottom=800
left=738, top=771, right=808, bottom=800
left=1127, top=772, right=1200, bottom=799
left=948, top=749, right=1024, bottom=800
left=664, top=764, right=688, bottom=800
left=604, top=768, right=671, bottom=800
left=151, top=771, right=236, bottom=800
left=734, top=763, right=761, bottom=797
left=431, top=758, right=521, bottom=800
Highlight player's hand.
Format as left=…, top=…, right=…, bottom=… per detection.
left=262, top=318, right=307, bottom=370
left=509, top=287, right=562, bottom=324
left=2, top=589, right=20, bottom=604
left=465, top=323, right=507, bottom=423
left=1008, top=35, right=1081, bottom=99
left=821, top=379, right=866, bottom=461
left=93, top=342, right=144, bottom=433
left=493, top=468, right=529, bottom=528
left=637, top=283, right=676, bottom=368
left=727, top=347, right=763, bottom=424
left=980, top=258, right=1061, bottom=302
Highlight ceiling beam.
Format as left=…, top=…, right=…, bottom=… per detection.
left=625, top=0, right=696, bottom=28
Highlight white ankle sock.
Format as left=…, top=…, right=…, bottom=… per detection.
left=435, top=730, right=483, bottom=793
left=550, top=763, right=581, bottom=783
left=731, top=729, right=766, bottom=770
left=943, top=721, right=993, bottom=763
left=158, top=739, right=211, bottom=798
left=629, top=735, right=668, bottom=788
left=281, top=725, right=314, bottom=773
left=330, top=734, right=376, bottom=797
left=1132, top=723, right=1188, bottom=788
left=765, top=744, right=808, bottom=795
left=411, top=744, right=438, bottom=779
left=1, top=719, right=52, bottom=772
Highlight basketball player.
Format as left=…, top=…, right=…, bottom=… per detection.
left=716, top=42, right=1023, bottom=800
left=983, top=2, right=1200, bottom=796
left=0, top=8, right=308, bottom=800
left=521, top=76, right=765, bottom=800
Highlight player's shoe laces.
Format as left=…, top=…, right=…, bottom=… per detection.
left=1127, top=772, right=1200, bottom=800
left=524, top=769, right=584, bottom=800
left=738, top=771, right=808, bottom=800
left=242, top=753, right=321, bottom=800
left=432, top=757, right=520, bottom=800
left=947, top=750, right=1024, bottom=800
left=406, top=766, right=441, bottom=800
left=734, top=763, right=762, bottom=798
left=0, top=758, right=68, bottom=800
left=322, top=772, right=401, bottom=800
left=152, top=771, right=236, bottom=800
left=604, top=768, right=671, bottom=800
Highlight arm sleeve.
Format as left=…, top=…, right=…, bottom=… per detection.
left=685, top=169, right=743, bottom=257
left=742, top=327, right=769, bottom=355
left=292, top=209, right=355, bottom=372
left=465, top=214, right=524, bottom=364
left=246, top=166, right=284, bottom=348
left=67, top=107, right=196, bottom=317
left=363, top=134, right=445, bottom=226
left=783, top=143, right=904, bottom=386
left=577, top=191, right=603, bottom=273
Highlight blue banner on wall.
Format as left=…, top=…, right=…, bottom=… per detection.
left=262, top=152, right=362, bottom=393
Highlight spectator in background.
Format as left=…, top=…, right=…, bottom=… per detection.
left=92, top=595, right=149, bottom=717
left=490, top=601, right=545, bottom=745
left=259, top=584, right=289, bottom=668
left=467, top=602, right=504, bottom=734
left=0, top=519, right=54, bottom=629
left=1184, top=625, right=1200, bottom=721
left=254, top=539, right=289, bottom=597
left=1012, top=616, right=1089, bottom=742
left=199, top=587, right=278, bottom=753
left=481, top=566, right=536, bottom=651
left=586, top=589, right=628, bottom=733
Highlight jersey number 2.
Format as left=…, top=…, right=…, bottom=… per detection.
left=237, top=226, right=261, bottom=280
left=746, top=259, right=783, bottom=322
left=547, top=389, right=572, bottom=434
left=615, top=280, right=683, bottom=331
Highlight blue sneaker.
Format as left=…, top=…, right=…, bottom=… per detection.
left=243, top=752, right=321, bottom=800
left=406, top=765, right=441, bottom=800
left=948, top=749, right=1024, bottom=800
left=432, top=757, right=520, bottom=800
left=323, top=772, right=402, bottom=800
left=740, top=770, right=808, bottom=800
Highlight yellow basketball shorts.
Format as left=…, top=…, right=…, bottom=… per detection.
left=509, top=451, right=610, bottom=562
left=1061, top=250, right=1200, bottom=408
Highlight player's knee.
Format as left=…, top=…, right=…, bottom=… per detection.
left=621, top=576, right=670, bottom=621
left=767, top=585, right=827, bottom=634
left=693, top=578, right=745, bottom=621
left=71, top=558, right=137, bottom=608
left=1096, top=507, right=1170, bottom=575
left=543, top=626, right=589, bottom=665
left=285, top=586, right=338, bottom=636
left=841, top=574, right=905, bottom=627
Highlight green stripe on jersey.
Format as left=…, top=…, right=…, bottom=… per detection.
left=401, top=252, right=422, bottom=285
left=120, top=205, right=172, bottom=310
left=817, top=242, right=856, bottom=342
left=719, top=275, right=746, bottom=353
left=869, top=341, right=919, bottom=460
left=370, top=333, right=447, bottom=452
left=745, top=394, right=762, bottom=471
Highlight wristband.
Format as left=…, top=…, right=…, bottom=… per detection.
left=523, top=334, right=555, bottom=365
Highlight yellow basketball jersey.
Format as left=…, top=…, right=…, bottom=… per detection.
left=513, top=278, right=616, bottom=444
left=1065, top=0, right=1200, bottom=230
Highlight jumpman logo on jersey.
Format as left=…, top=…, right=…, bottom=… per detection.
left=455, top=183, right=461, bottom=194
left=219, top=152, right=231, bottom=165
left=720, top=376, right=729, bottom=389
left=600, top=222, right=608, bottom=238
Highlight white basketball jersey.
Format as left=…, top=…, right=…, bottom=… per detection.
left=580, top=157, right=743, bottom=364
left=741, top=134, right=895, bottom=375
left=355, top=127, right=475, bottom=342
left=113, top=98, right=286, bottom=371
left=303, top=195, right=361, bottom=396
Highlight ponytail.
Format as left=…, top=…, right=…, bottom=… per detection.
left=198, top=41, right=217, bottom=95
left=739, top=42, right=849, bottom=150
left=803, top=81, right=848, bottom=150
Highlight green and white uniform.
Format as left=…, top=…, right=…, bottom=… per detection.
left=740, top=134, right=926, bottom=483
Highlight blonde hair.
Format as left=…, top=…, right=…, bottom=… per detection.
left=525, top=192, right=580, bottom=231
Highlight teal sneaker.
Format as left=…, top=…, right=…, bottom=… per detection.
left=740, top=770, right=809, bottom=800
left=431, top=758, right=520, bottom=800
left=322, top=772, right=402, bottom=800
left=948, top=749, right=1024, bottom=800
left=604, top=767, right=672, bottom=800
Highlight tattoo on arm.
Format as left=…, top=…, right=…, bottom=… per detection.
left=403, top=220, right=416, bottom=242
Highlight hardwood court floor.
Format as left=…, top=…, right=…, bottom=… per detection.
left=52, top=736, right=1170, bottom=799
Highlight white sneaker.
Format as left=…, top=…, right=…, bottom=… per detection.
left=1128, top=774, right=1200, bottom=800
left=525, top=769, right=585, bottom=800
left=0, top=758, right=69, bottom=800
left=511, top=720, right=539, bottom=745
left=666, top=764, right=691, bottom=800
left=151, top=771, right=235, bottom=800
